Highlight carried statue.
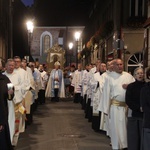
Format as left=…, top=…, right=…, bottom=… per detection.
left=46, top=43, right=65, bottom=72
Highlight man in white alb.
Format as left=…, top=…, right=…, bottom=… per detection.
left=100, top=59, right=134, bottom=150
left=71, top=63, right=82, bottom=103
left=4, top=59, right=24, bottom=146
left=38, top=64, right=48, bottom=104
left=13, top=56, right=31, bottom=134
left=98, top=60, right=114, bottom=135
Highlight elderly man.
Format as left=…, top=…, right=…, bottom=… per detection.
left=4, top=58, right=24, bottom=146
left=45, top=61, right=65, bottom=102
left=0, top=59, right=14, bottom=150
left=100, top=59, right=134, bottom=150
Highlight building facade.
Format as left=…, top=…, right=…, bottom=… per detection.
left=0, top=0, right=13, bottom=60
left=30, top=26, right=84, bottom=67
left=143, top=0, right=150, bottom=68
left=81, top=0, right=147, bottom=73
left=0, top=0, right=30, bottom=61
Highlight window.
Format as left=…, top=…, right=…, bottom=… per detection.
left=40, top=31, right=52, bottom=56
left=43, top=35, right=50, bottom=52
left=130, top=0, right=146, bottom=17
left=127, top=52, right=143, bottom=75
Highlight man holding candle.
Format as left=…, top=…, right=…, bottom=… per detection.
left=0, top=59, right=14, bottom=150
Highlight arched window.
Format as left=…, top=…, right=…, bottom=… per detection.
left=43, top=35, right=50, bottom=52
left=127, top=52, right=143, bottom=74
left=40, top=31, right=52, bottom=56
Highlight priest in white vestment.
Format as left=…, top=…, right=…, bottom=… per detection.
left=21, top=59, right=35, bottom=125
left=99, top=59, right=135, bottom=150
left=98, top=60, right=114, bottom=136
left=4, top=59, right=24, bottom=146
left=71, top=63, right=82, bottom=103
left=91, top=63, right=106, bottom=131
left=38, top=64, right=48, bottom=104
left=14, top=56, right=30, bottom=135
left=81, top=64, right=92, bottom=109
left=90, top=64, right=102, bottom=131
left=45, top=61, right=65, bottom=101
left=90, top=60, right=101, bottom=107
left=85, top=60, right=101, bottom=121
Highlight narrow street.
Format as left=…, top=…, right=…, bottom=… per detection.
left=16, top=99, right=111, bottom=150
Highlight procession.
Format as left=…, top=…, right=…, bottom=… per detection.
left=1, top=0, right=150, bottom=149
left=0, top=56, right=150, bottom=150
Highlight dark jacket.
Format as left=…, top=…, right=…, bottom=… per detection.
left=141, top=82, right=150, bottom=128
left=0, top=73, right=11, bottom=125
left=125, top=80, right=145, bottom=118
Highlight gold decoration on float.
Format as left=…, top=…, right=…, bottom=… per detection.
left=46, top=43, right=65, bottom=71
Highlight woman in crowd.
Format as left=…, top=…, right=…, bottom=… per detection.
left=140, top=67, right=150, bottom=150
left=125, top=67, right=145, bottom=150
left=0, top=60, right=14, bottom=150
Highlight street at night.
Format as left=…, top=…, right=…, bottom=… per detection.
left=16, top=99, right=111, bottom=150
left=0, top=0, right=150, bottom=150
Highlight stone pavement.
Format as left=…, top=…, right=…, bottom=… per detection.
left=16, top=98, right=111, bottom=150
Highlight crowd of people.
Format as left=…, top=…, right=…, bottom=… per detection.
left=0, top=56, right=49, bottom=150
left=58, top=59, right=149, bottom=150
left=0, top=56, right=150, bottom=150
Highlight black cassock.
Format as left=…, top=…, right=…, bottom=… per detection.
left=0, top=73, right=13, bottom=150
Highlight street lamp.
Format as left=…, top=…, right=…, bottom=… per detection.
left=26, top=20, right=34, bottom=62
left=69, top=42, right=73, bottom=49
left=74, top=31, right=81, bottom=67
left=68, top=42, right=73, bottom=66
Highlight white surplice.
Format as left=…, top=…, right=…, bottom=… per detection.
left=3, top=71, right=23, bottom=144
left=14, top=67, right=31, bottom=133
left=22, top=67, right=34, bottom=114
left=100, top=71, right=135, bottom=149
left=71, top=70, right=82, bottom=94
left=26, top=66, right=35, bottom=90
left=90, top=72, right=107, bottom=132
left=40, top=70, right=48, bottom=90
left=81, top=70, right=89, bottom=97
left=90, top=72, right=101, bottom=114
left=97, top=70, right=112, bottom=135
left=14, top=68, right=30, bottom=98
left=85, top=67, right=96, bottom=106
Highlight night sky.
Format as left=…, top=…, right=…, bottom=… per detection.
left=21, top=0, right=34, bottom=6
left=33, top=0, right=92, bottom=26
left=20, top=0, right=93, bottom=26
